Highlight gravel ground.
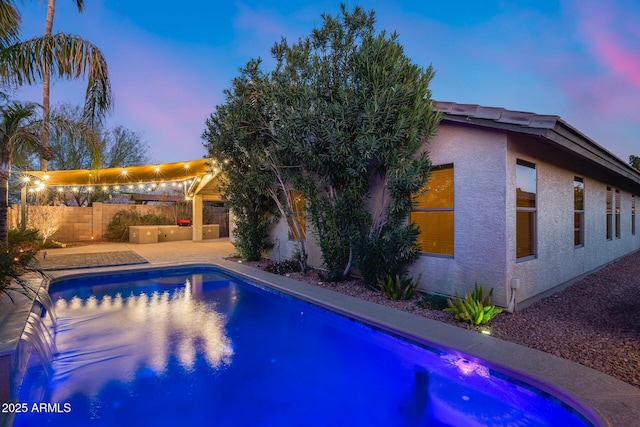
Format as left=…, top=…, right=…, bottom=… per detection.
left=246, top=252, right=640, bottom=389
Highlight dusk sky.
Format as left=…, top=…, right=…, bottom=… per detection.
left=14, top=0, right=640, bottom=166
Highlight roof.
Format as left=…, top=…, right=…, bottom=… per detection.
left=22, top=159, right=214, bottom=187
left=433, top=101, right=560, bottom=128
left=432, top=101, right=640, bottom=187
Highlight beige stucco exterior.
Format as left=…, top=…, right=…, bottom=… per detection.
left=264, top=108, right=640, bottom=309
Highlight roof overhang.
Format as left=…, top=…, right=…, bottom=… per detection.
left=433, top=101, right=640, bottom=188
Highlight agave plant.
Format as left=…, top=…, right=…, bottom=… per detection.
left=378, top=274, right=418, bottom=301
left=444, top=283, right=503, bottom=325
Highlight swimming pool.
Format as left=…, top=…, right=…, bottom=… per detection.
left=13, top=266, right=595, bottom=426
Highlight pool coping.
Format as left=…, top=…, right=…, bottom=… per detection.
left=213, top=261, right=634, bottom=427
left=24, top=260, right=640, bottom=426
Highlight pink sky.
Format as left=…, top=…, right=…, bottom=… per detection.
left=14, top=0, right=640, bottom=165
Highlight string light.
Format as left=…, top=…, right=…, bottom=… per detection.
left=17, top=157, right=221, bottom=198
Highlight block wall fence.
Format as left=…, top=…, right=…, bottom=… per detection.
left=7, top=203, right=229, bottom=242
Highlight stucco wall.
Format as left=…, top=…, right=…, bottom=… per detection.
left=258, top=121, right=640, bottom=308
left=507, top=137, right=640, bottom=305
left=407, top=123, right=510, bottom=305
left=267, top=212, right=323, bottom=268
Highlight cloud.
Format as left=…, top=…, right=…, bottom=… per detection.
left=576, top=0, right=640, bottom=88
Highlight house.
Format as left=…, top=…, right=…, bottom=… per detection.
left=267, top=101, right=640, bottom=310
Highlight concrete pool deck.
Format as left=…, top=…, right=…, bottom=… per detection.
left=20, top=239, right=640, bottom=425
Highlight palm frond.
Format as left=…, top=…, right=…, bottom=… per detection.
left=0, top=101, right=41, bottom=168
left=0, top=33, right=113, bottom=123
left=0, top=0, right=20, bottom=51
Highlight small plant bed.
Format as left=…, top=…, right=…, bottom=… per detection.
left=224, top=256, right=459, bottom=324
left=264, top=260, right=301, bottom=276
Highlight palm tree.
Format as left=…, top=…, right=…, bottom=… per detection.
left=0, top=0, right=113, bottom=171
left=41, top=0, right=85, bottom=172
left=0, top=101, right=40, bottom=245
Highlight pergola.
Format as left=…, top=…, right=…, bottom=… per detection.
left=21, top=158, right=224, bottom=242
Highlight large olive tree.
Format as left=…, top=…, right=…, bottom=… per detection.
left=204, top=4, right=440, bottom=283
left=269, top=5, right=440, bottom=283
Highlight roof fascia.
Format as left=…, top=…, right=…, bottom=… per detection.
left=441, top=113, right=640, bottom=187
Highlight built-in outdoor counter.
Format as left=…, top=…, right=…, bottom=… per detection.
left=129, top=226, right=159, bottom=244
left=129, top=225, right=220, bottom=244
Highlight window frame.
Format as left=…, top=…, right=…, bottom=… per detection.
left=516, top=159, right=537, bottom=261
left=606, top=186, right=613, bottom=241
left=287, top=190, right=306, bottom=241
left=410, top=163, right=455, bottom=257
left=633, top=195, right=636, bottom=236
left=574, top=177, right=584, bottom=248
left=615, top=189, right=621, bottom=239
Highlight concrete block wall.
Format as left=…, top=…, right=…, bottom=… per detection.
left=9, top=203, right=228, bottom=242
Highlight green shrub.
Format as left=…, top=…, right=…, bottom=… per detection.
left=105, top=209, right=172, bottom=242
left=0, top=228, right=40, bottom=301
left=444, top=283, right=503, bottom=325
left=265, top=259, right=301, bottom=276
left=231, top=202, right=275, bottom=261
left=378, top=274, right=418, bottom=301
left=356, top=221, right=422, bottom=289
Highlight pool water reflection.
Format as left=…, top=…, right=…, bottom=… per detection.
left=14, top=267, right=593, bottom=426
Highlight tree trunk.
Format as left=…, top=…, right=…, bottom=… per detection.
left=40, top=0, right=56, bottom=171
left=0, top=171, right=10, bottom=246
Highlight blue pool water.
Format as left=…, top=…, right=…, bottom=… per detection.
left=14, top=266, right=593, bottom=426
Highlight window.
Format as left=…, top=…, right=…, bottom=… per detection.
left=288, top=190, right=306, bottom=241
left=516, top=160, right=536, bottom=259
left=574, top=177, right=584, bottom=247
left=633, top=196, right=636, bottom=236
left=606, top=187, right=612, bottom=240
left=615, top=189, right=621, bottom=239
left=411, top=164, right=454, bottom=256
